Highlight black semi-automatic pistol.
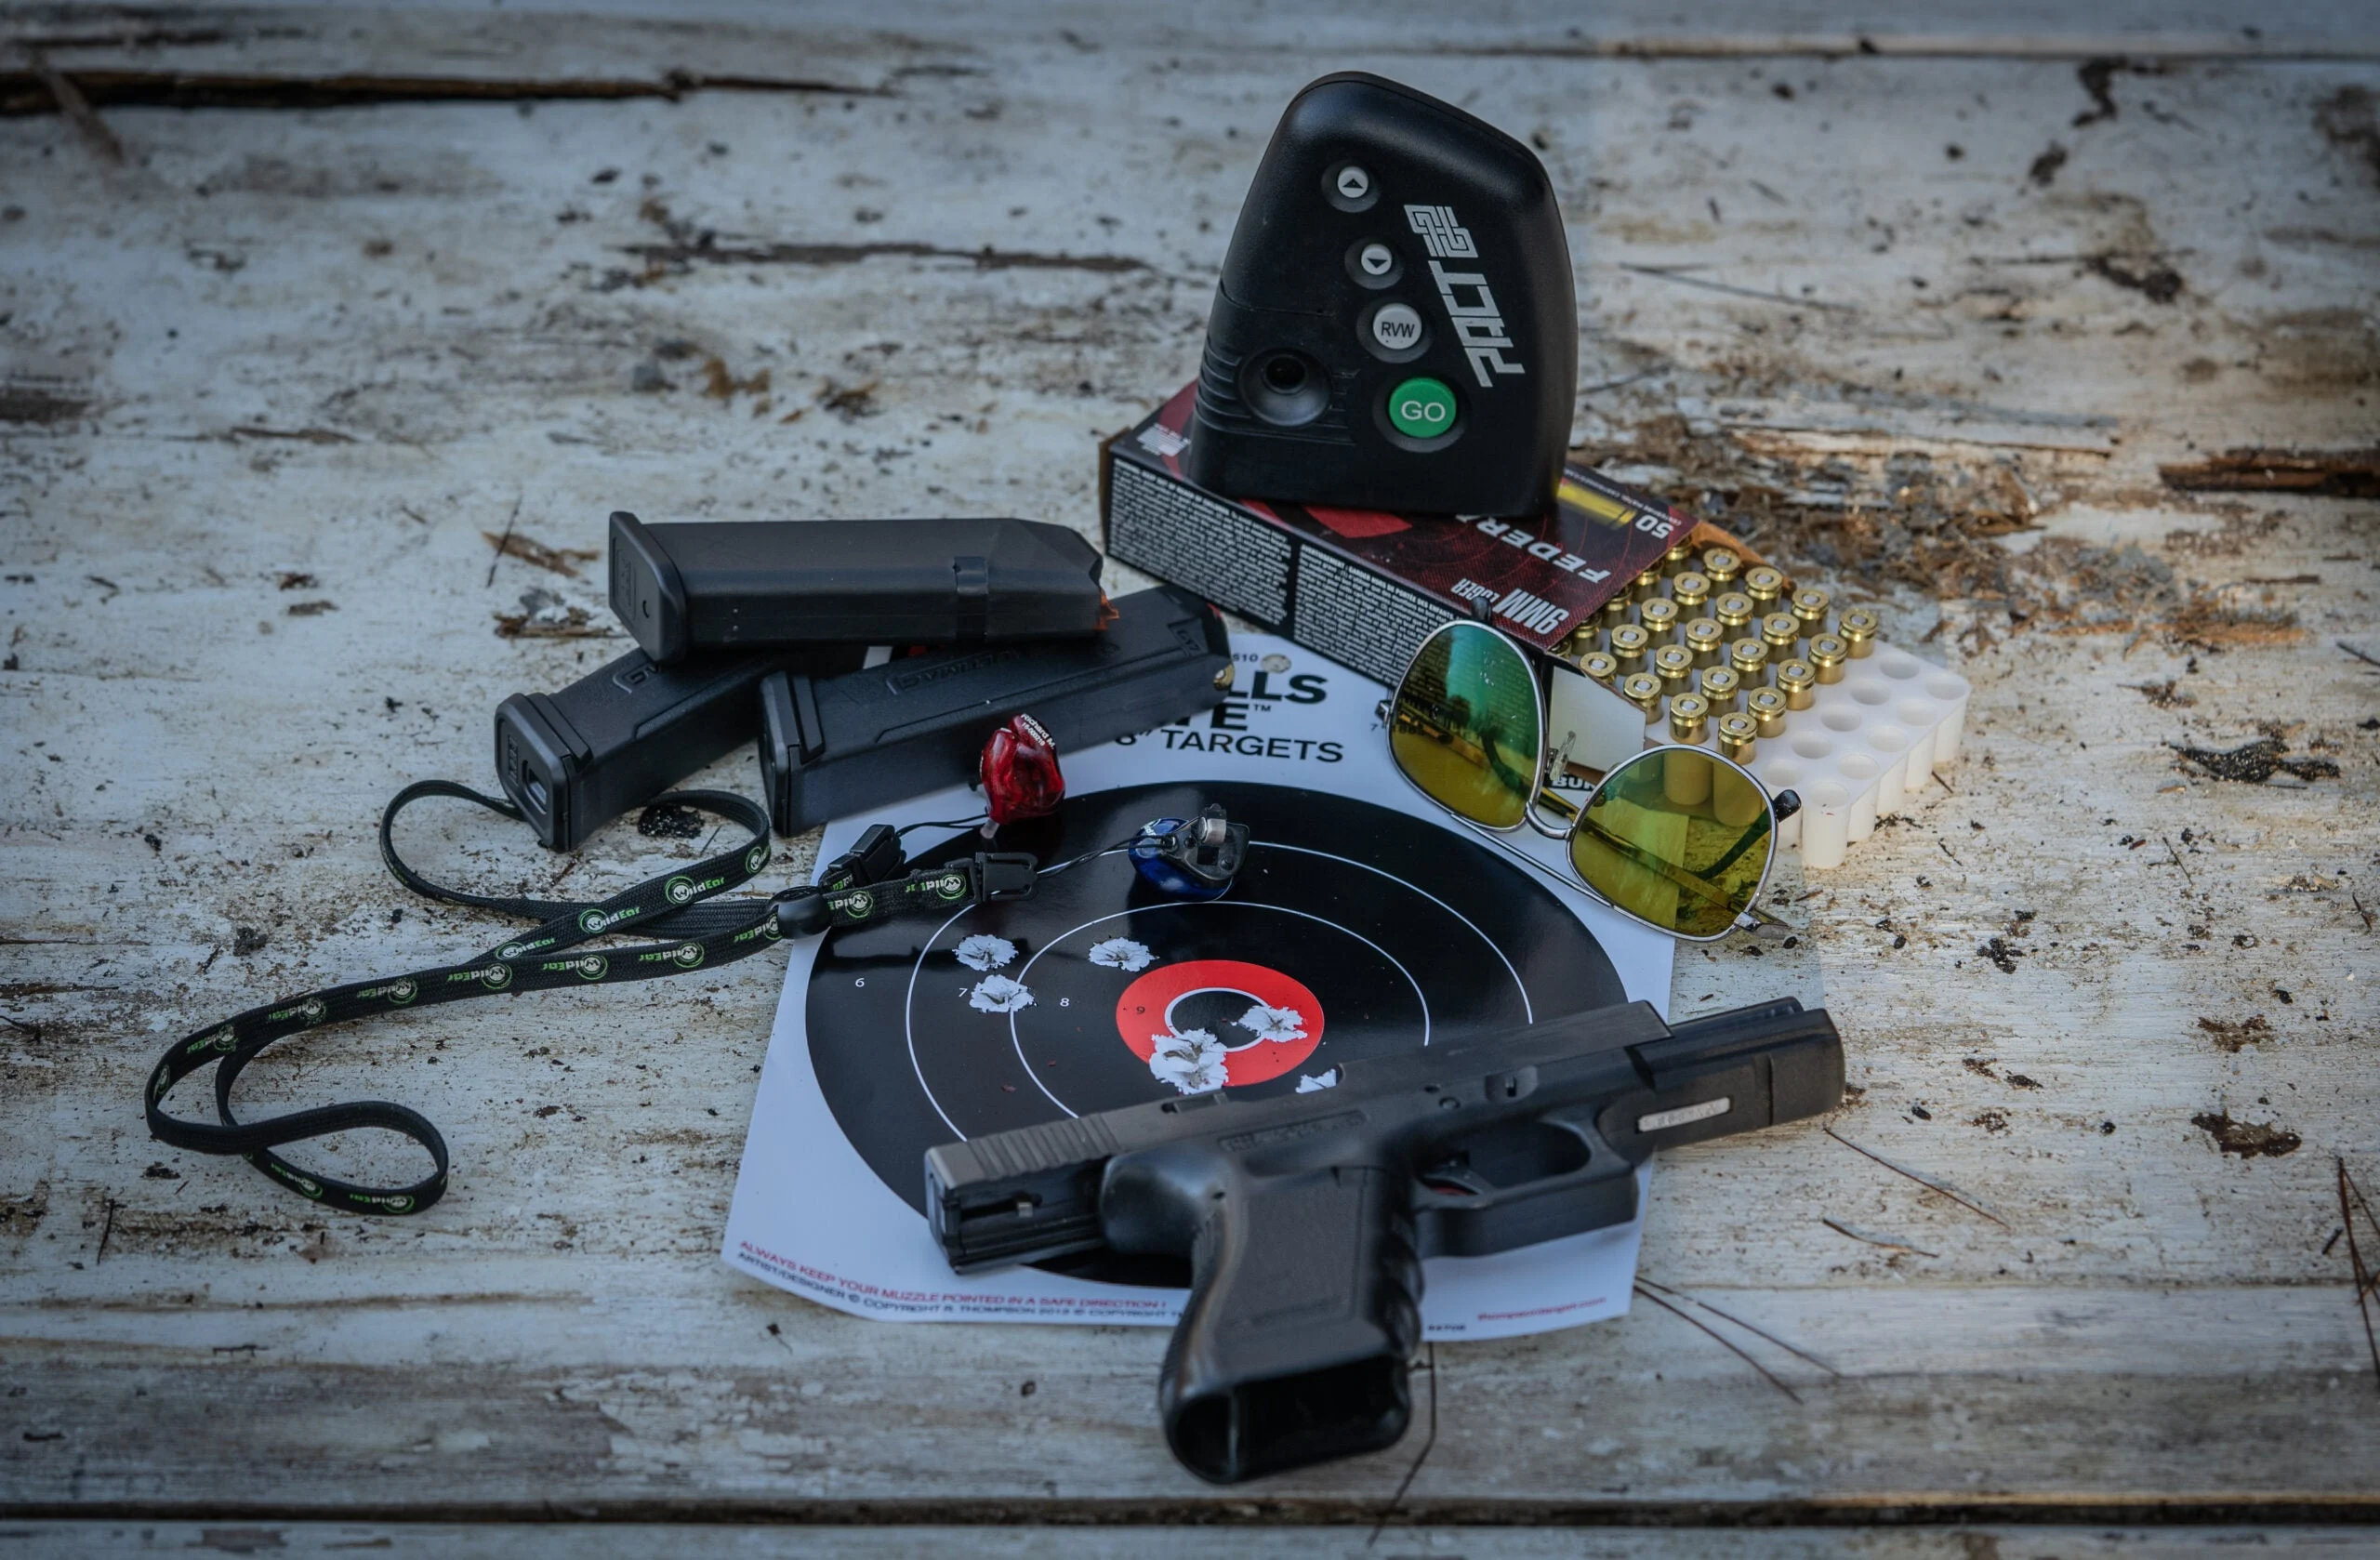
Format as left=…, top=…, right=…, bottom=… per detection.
left=925, top=997, right=1842, bottom=1484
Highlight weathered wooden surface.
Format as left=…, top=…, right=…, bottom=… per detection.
left=2, top=1525, right=2377, bottom=1560
left=2, top=1, right=2377, bottom=1551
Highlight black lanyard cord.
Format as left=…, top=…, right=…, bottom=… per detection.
left=146, top=783, right=1046, bottom=1217
left=148, top=785, right=788, bottom=1216
left=376, top=780, right=780, bottom=941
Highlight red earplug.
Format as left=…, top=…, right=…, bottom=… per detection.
left=979, top=714, right=1064, bottom=832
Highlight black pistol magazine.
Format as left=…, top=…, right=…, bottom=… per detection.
left=758, top=584, right=1232, bottom=836
left=496, top=643, right=864, bottom=851
left=610, top=512, right=1109, bottom=664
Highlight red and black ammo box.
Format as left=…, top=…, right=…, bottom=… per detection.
left=1100, top=382, right=1762, bottom=774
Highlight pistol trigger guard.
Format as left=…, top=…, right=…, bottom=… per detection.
left=1408, top=1105, right=1644, bottom=1261
left=1541, top=1104, right=1638, bottom=1177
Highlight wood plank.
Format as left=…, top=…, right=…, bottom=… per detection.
left=4, top=1267, right=2376, bottom=1510
left=7, top=1, right=2379, bottom=74
left=3, top=1523, right=2377, bottom=1560
left=1, top=3, right=2375, bottom=1524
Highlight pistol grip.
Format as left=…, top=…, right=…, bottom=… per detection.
left=1110, top=1155, right=1422, bottom=1484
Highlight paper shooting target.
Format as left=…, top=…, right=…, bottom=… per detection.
left=804, top=780, right=1626, bottom=1271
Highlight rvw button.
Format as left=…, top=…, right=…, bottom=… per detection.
left=1369, top=302, right=1423, bottom=351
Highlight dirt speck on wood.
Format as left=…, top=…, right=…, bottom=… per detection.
left=2123, top=680, right=2195, bottom=708
left=483, top=530, right=599, bottom=579
left=2198, top=1014, right=2273, bottom=1052
left=636, top=803, right=705, bottom=840
left=2314, top=85, right=2380, bottom=187
left=0, top=383, right=87, bottom=424
left=1977, top=936, right=2025, bottom=973
left=2086, top=253, right=2185, bottom=303
left=2192, top=1112, right=2302, bottom=1158
left=2169, top=735, right=2338, bottom=784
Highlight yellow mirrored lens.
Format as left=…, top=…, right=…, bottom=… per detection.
left=1567, top=747, right=1773, bottom=937
left=1390, top=623, right=1540, bottom=828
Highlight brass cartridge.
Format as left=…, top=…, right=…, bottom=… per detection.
left=1698, top=666, right=1741, bottom=714
left=1743, top=565, right=1787, bottom=606
left=1620, top=672, right=1664, bottom=721
left=1713, top=591, right=1755, bottom=632
left=1728, top=637, right=1771, bottom=686
left=1670, top=572, right=1711, bottom=614
left=1636, top=596, right=1680, bottom=643
left=1716, top=712, right=1758, bottom=763
left=1774, top=659, right=1817, bottom=708
left=1807, top=635, right=1848, bottom=684
left=1789, top=587, right=1831, bottom=637
left=1700, top=548, right=1740, bottom=588
left=1608, top=623, right=1651, bottom=670
left=1839, top=606, right=1881, bottom=658
left=1746, top=685, right=1790, bottom=737
left=1682, top=617, right=1727, bottom=668
left=1668, top=692, right=1711, bottom=745
left=1580, top=650, right=1620, bottom=684
left=1651, top=643, right=1697, bottom=691
left=1760, top=612, right=1801, bottom=654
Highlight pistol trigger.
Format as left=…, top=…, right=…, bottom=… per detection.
left=1418, top=1162, right=1494, bottom=1199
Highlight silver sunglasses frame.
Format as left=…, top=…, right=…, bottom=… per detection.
left=1377, top=618, right=1791, bottom=943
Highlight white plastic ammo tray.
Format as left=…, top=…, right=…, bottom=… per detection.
left=1745, top=645, right=1972, bottom=870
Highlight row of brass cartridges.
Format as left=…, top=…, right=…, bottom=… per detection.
left=1574, top=549, right=1877, bottom=660
left=1571, top=574, right=1888, bottom=762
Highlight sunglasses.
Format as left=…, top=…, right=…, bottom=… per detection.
left=1379, top=620, right=1802, bottom=941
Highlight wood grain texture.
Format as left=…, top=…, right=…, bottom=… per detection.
left=0, top=0, right=2375, bottom=1538
left=6, top=1525, right=2380, bottom=1560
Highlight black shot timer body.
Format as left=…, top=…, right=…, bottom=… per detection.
left=1184, top=73, right=1577, bottom=519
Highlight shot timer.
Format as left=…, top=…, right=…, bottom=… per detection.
left=1185, top=73, right=1577, bottom=518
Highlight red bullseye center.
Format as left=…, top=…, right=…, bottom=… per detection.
left=1114, top=958, right=1323, bottom=1087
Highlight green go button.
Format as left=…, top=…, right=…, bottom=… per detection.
left=1387, top=377, right=1457, bottom=440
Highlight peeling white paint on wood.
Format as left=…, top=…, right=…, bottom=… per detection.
left=1, top=1, right=2375, bottom=1537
